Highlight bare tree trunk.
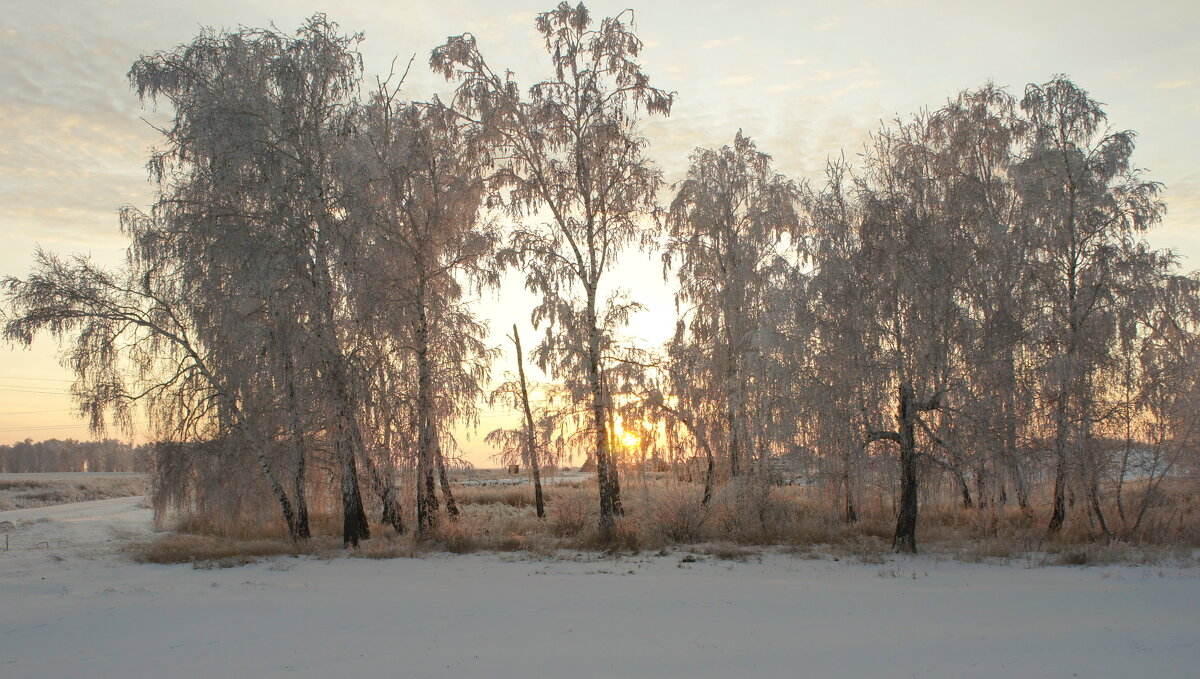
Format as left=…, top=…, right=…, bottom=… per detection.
left=1048, top=383, right=1070, bottom=532
left=282, top=356, right=311, bottom=540
left=513, top=326, right=545, bottom=518
left=727, top=401, right=741, bottom=478
left=415, top=298, right=440, bottom=535
left=955, top=467, right=974, bottom=509
left=893, top=383, right=919, bottom=553
left=292, top=452, right=310, bottom=540
left=311, top=243, right=370, bottom=547
left=702, top=449, right=715, bottom=508
left=975, top=466, right=988, bottom=510
left=435, top=440, right=460, bottom=519
left=1088, top=481, right=1113, bottom=540
left=586, top=285, right=621, bottom=538
left=332, top=384, right=371, bottom=547
left=245, top=425, right=299, bottom=541
left=843, top=465, right=858, bottom=524
left=361, top=449, right=404, bottom=534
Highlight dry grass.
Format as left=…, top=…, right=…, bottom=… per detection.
left=0, top=479, right=54, bottom=491
left=138, top=473, right=1200, bottom=567
left=698, top=542, right=760, bottom=562
left=0, top=474, right=148, bottom=511
left=455, top=485, right=535, bottom=508
left=126, top=533, right=332, bottom=568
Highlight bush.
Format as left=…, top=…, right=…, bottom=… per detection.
left=642, top=485, right=709, bottom=543
left=127, top=533, right=318, bottom=567
left=549, top=488, right=593, bottom=537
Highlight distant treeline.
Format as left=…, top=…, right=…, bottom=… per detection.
left=0, top=439, right=151, bottom=473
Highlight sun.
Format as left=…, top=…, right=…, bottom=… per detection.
left=614, top=417, right=641, bottom=448
left=619, top=430, right=640, bottom=448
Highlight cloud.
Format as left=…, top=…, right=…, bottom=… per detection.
left=765, top=65, right=882, bottom=95
left=702, top=35, right=743, bottom=50
left=718, top=75, right=760, bottom=87
left=1155, top=80, right=1194, bottom=90
left=816, top=17, right=841, bottom=32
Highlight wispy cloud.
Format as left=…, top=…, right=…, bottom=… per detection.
left=816, top=17, right=841, bottom=32
left=767, top=65, right=881, bottom=94
left=1156, top=80, right=1194, bottom=90
left=718, top=75, right=760, bottom=87
left=702, top=35, right=743, bottom=50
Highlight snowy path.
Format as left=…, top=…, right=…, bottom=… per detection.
left=0, top=494, right=148, bottom=523
left=1, top=500, right=1197, bottom=679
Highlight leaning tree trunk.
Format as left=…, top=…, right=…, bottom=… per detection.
left=1087, top=478, right=1113, bottom=540
left=893, top=383, right=920, bottom=553
left=361, top=448, right=404, bottom=534
left=435, top=439, right=460, bottom=519
left=245, top=425, right=300, bottom=541
left=221, top=391, right=300, bottom=542
left=513, top=325, right=545, bottom=518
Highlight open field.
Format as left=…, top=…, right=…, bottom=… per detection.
left=0, top=472, right=148, bottom=511
left=1, top=495, right=1198, bottom=678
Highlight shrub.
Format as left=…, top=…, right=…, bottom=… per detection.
left=642, top=485, right=709, bottom=543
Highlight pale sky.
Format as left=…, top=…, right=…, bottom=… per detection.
left=1, top=0, right=1197, bottom=464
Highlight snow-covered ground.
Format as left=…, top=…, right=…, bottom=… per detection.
left=1, top=497, right=1197, bottom=679
left=452, top=468, right=593, bottom=486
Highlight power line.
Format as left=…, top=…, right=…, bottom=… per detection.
left=0, top=424, right=86, bottom=434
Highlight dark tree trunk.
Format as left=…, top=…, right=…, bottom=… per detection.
left=1049, top=456, right=1067, bottom=532
left=435, top=444, right=460, bottom=519
left=512, top=326, right=545, bottom=518
left=362, top=451, right=404, bottom=534
left=975, top=466, right=988, bottom=510
left=893, top=383, right=919, bottom=553
left=843, top=467, right=858, bottom=524
left=1088, top=483, right=1113, bottom=540
left=328, top=366, right=370, bottom=547
left=311, top=244, right=369, bottom=547
left=415, top=297, right=442, bottom=536
left=283, top=357, right=311, bottom=540
left=728, top=403, right=741, bottom=478
left=337, top=445, right=370, bottom=547
left=702, top=449, right=715, bottom=508
left=292, top=452, right=310, bottom=541
left=248, top=429, right=299, bottom=542
left=585, top=286, right=621, bottom=538
left=956, top=468, right=974, bottom=509
left=417, top=451, right=440, bottom=536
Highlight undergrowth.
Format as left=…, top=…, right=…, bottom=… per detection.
left=134, top=476, right=1200, bottom=568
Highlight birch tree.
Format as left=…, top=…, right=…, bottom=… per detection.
left=349, top=87, right=498, bottom=535
left=431, top=2, right=672, bottom=537
left=488, top=325, right=550, bottom=518
left=1017, top=76, right=1165, bottom=532
left=2, top=250, right=308, bottom=538
left=665, top=132, right=801, bottom=480
left=127, top=16, right=374, bottom=545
